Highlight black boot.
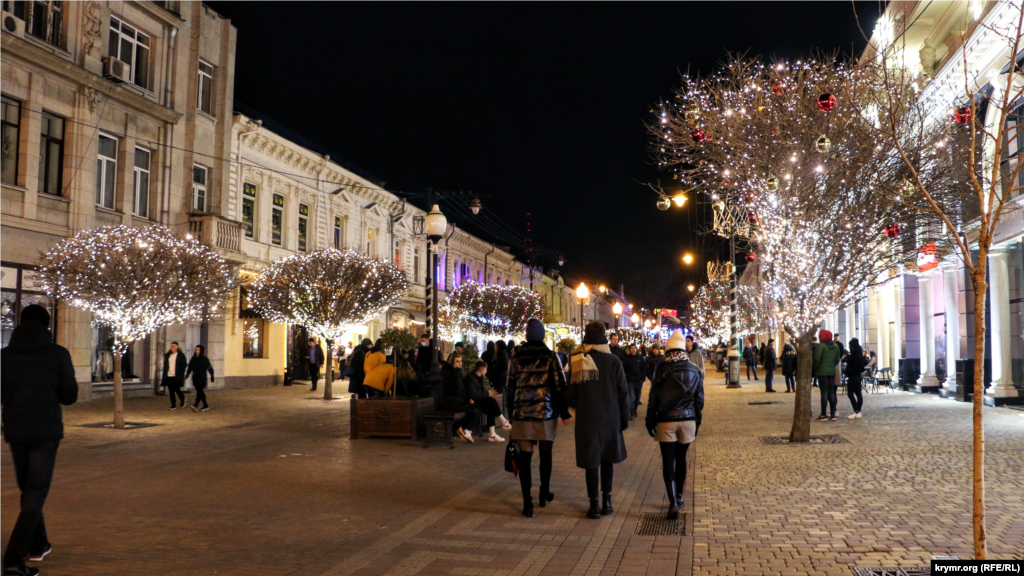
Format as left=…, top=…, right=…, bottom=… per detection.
left=665, top=479, right=679, bottom=520
left=517, top=450, right=534, bottom=518
left=538, top=491, right=554, bottom=507
left=586, top=498, right=602, bottom=519
left=601, top=493, right=614, bottom=515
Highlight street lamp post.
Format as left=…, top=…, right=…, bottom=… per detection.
left=424, top=204, right=447, bottom=384
left=631, top=312, right=640, bottom=329
left=576, top=283, right=589, bottom=342
left=613, top=301, right=623, bottom=329
left=727, top=219, right=742, bottom=389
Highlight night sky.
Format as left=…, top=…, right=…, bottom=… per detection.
left=207, top=2, right=881, bottom=309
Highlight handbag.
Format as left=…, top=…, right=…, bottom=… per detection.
left=504, top=439, right=520, bottom=476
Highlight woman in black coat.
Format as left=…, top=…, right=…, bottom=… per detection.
left=162, top=342, right=188, bottom=409
left=564, top=322, right=630, bottom=520
left=184, top=345, right=214, bottom=411
left=781, top=343, right=797, bottom=393
left=845, top=338, right=867, bottom=418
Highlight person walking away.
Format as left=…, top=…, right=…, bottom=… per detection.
left=466, top=360, right=511, bottom=441
left=812, top=330, right=842, bottom=420
left=621, top=344, right=647, bottom=419
left=305, top=337, right=325, bottom=392
left=646, top=345, right=664, bottom=383
left=564, top=322, right=630, bottom=520
left=758, top=342, right=766, bottom=367
left=348, top=338, right=372, bottom=399
left=163, top=342, right=188, bottom=409
left=509, top=319, right=571, bottom=518
left=490, top=340, right=511, bottom=413
left=441, top=356, right=481, bottom=443
left=743, top=340, right=758, bottom=381
left=781, top=342, right=797, bottom=393
left=763, top=339, right=778, bottom=393
left=684, top=336, right=704, bottom=376
left=608, top=332, right=627, bottom=365
left=845, top=338, right=867, bottom=419
left=1, top=305, right=78, bottom=575
left=185, top=345, right=214, bottom=411
left=646, top=329, right=703, bottom=520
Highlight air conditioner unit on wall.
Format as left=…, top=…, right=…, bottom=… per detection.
left=102, top=56, right=129, bottom=83
left=1, top=11, right=25, bottom=38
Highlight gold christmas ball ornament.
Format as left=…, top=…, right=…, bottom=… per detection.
left=766, top=174, right=780, bottom=192
left=900, top=178, right=916, bottom=198
left=816, top=134, right=831, bottom=153
left=684, top=104, right=701, bottom=123
left=712, top=199, right=726, bottom=213
left=656, top=196, right=672, bottom=211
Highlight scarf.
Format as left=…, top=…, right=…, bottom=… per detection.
left=569, top=344, right=610, bottom=384
left=664, top=350, right=686, bottom=362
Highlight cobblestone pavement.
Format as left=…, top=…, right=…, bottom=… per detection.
left=1, top=377, right=1021, bottom=576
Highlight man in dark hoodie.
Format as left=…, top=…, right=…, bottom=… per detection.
left=1, top=305, right=78, bottom=575
left=348, top=338, right=372, bottom=399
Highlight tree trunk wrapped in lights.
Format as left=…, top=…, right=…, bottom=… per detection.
left=248, top=248, right=408, bottom=400
left=38, top=225, right=234, bottom=428
left=690, top=280, right=768, bottom=344
left=864, top=4, right=1024, bottom=557
left=651, top=56, right=954, bottom=441
left=439, top=281, right=546, bottom=342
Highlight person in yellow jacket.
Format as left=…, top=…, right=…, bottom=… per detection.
left=363, top=339, right=386, bottom=375
left=364, top=361, right=395, bottom=397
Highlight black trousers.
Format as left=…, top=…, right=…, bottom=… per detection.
left=764, top=368, right=775, bottom=391
left=475, top=397, right=503, bottom=427
left=310, top=364, right=321, bottom=389
left=455, top=405, right=481, bottom=432
left=517, top=440, right=554, bottom=501
left=194, top=385, right=209, bottom=409
left=168, top=384, right=185, bottom=407
left=818, top=375, right=837, bottom=416
left=585, top=462, right=614, bottom=498
left=3, top=440, right=58, bottom=568
left=847, top=376, right=864, bottom=413
left=659, top=441, right=690, bottom=492
left=627, top=380, right=644, bottom=416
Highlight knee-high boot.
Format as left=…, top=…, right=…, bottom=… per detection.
left=664, top=479, right=679, bottom=520
left=517, top=450, right=534, bottom=518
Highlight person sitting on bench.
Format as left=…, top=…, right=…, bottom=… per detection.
left=466, top=360, right=512, bottom=442
left=442, top=357, right=480, bottom=443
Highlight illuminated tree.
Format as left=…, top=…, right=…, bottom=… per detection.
left=863, top=3, right=1024, bottom=557
left=248, top=248, right=408, bottom=400
left=607, top=327, right=653, bottom=348
left=439, top=282, right=546, bottom=342
left=651, top=56, right=950, bottom=441
left=38, top=225, right=233, bottom=428
left=690, top=281, right=769, bottom=343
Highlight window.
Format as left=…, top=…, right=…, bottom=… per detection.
left=1, top=96, right=20, bottom=185
left=131, top=148, right=150, bottom=217
left=413, top=247, right=420, bottom=283
left=239, top=287, right=264, bottom=358
left=109, top=16, right=150, bottom=89
left=242, top=182, right=256, bottom=239
left=38, top=112, right=65, bottom=197
left=1001, top=101, right=1024, bottom=199
left=298, top=203, right=308, bottom=252
left=197, top=60, right=213, bottom=114
left=271, top=193, right=283, bottom=246
left=334, top=216, right=342, bottom=249
left=394, top=240, right=401, bottom=267
left=192, top=164, right=207, bottom=211
left=11, top=1, right=63, bottom=47
left=95, top=133, right=116, bottom=208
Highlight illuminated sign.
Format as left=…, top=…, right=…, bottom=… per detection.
left=917, top=242, right=938, bottom=273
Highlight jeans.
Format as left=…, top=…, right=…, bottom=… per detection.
left=627, top=380, right=644, bottom=416
left=3, top=440, right=58, bottom=568
left=746, top=364, right=758, bottom=380
left=847, top=376, right=864, bottom=413
left=818, top=375, right=837, bottom=416
left=764, top=368, right=775, bottom=391
left=168, top=384, right=185, bottom=407
left=784, top=373, right=796, bottom=391
left=310, top=364, right=320, bottom=389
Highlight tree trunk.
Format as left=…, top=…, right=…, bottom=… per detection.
left=970, top=261, right=988, bottom=560
left=324, top=338, right=334, bottom=400
left=789, top=329, right=814, bottom=442
left=113, top=350, right=125, bottom=429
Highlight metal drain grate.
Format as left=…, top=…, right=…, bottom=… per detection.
left=759, top=434, right=850, bottom=445
left=748, top=401, right=783, bottom=405
left=851, top=568, right=930, bottom=576
left=883, top=406, right=912, bottom=410
left=78, top=421, right=160, bottom=430
left=87, top=440, right=139, bottom=449
left=224, top=422, right=262, bottom=429
left=634, top=512, right=686, bottom=536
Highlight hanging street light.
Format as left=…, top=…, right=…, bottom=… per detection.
left=672, top=193, right=687, bottom=207
left=468, top=198, right=483, bottom=215
left=682, top=253, right=694, bottom=265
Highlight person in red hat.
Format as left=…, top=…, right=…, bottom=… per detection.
left=812, top=329, right=842, bottom=420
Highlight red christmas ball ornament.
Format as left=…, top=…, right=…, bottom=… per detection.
left=745, top=252, right=757, bottom=262
left=883, top=223, right=901, bottom=239
left=722, top=177, right=731, bottom=187
left=690, top=128, right=706, bottom=143
left=772, top=81, right=785, bottom=96
left=747, top=213, right=759, bottom=225
left=954, top=106, right=972, bottom=125
left=817, top=93, right=836, bottom=112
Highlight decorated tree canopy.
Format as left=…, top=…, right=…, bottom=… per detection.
left=690, top=281, right=769, bottom=343
left=38, top=225, right=233, bottom=428
left=439, top=281, right=546, bottom=342
left=248, top=248, right=407, bottom=399
left=608, top=327, right=653, bottom=348
left=545, top=322, right=581, bottom=345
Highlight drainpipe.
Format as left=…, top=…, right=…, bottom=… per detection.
left=389, top=199, right=406, bottom=265
left=159, top=26, right=178, bottom=228
left=484, top=243, right=495, bottom=283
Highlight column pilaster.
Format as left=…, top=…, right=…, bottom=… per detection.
left=916, top=271, right=941, bottom=391
left=986, top=248, right=1019, bottom=401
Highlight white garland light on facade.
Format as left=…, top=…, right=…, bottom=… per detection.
left=439, top=281, right=546, bottom=342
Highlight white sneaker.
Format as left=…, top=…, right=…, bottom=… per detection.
left=497, top=415, right=512, bottom=430
left=457, top=428, right=474, bottom=443
left=855, top=412, right=863, bottom=419
left=847, top=413, right=858, bottom=419
left=488, top=434, right=505, bottom=442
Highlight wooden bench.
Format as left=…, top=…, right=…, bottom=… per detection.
left=422, top=393, right=505, bottom=449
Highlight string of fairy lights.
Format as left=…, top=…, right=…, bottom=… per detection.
left=438, top=281, right=545, bottom=342
left=651, top=56, right=968, bottom=336
left=690, top=280, right=768, bottom=343
left=37, top=225, right=234, bottom=353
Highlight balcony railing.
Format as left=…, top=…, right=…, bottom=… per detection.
left=188, top=214, right=242, bottom=254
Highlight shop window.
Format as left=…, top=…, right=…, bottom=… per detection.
left=242, top=181, right=256, bottom=238
left=1, top=96, right=20, bottom=185
left=239, top=287, right=264, bottom=358
left=40, top=112, right=64, bottom=197
left=1, top=263, right=56, bottom=348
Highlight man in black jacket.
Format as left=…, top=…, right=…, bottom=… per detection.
left=1, top=305, right=78, bottom=574
left=162, top=342, right=188, bottom=409
left=305, top=338, right=325, bottom=391
left=348, top=338, right=372, bottom=399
